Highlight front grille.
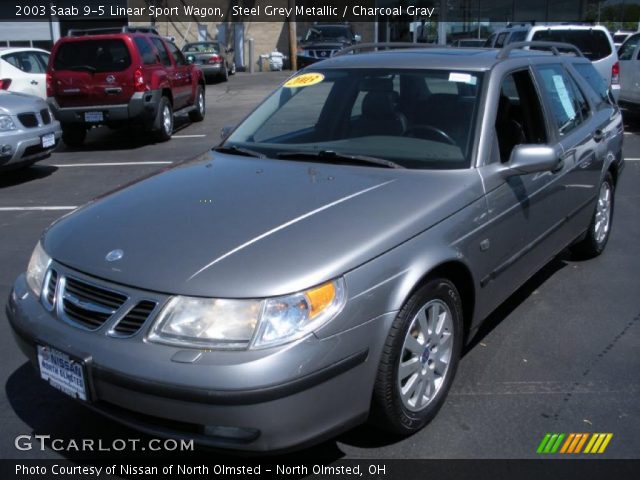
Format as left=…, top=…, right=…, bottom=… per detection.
left=17, top=113, right=38, bottom=128
left=113, top=300, right=156, bottom=336
left=22, top=140, right=58, bottom=158
left=310, top=49, right=338, bottom=59
left=40, top=109, right=51, bottom=124
left=61, top=276, right=127, bottom=330
left=45, top=270, right=57, bottom=306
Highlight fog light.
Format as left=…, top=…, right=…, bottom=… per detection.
left=1, top=144, right=12, bottom=156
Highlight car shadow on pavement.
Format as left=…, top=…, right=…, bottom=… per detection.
left=5, top=362, right=345, bottom=467
left=58, top=118, right=194, bottom=152
left=0, top=165, right=57, bottom=189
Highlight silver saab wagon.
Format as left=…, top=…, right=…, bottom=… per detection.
left=7, top=42, right=624, bottom=452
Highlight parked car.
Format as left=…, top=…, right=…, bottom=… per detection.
left=0, top=48, right=50, bottom=99
left=7, top=42, right=623, bottom=452
left=485, top=24, right=620, bottom=100
left=616, top=32, right=640, bottom=113
left=297, top=23, right=361, bottom=68
left=613, top=30, right=635, bottom=49
left=0, top=91, right=61, bottom=171
left=182, top=42, right=235, bottom=82
left=451, top=38, right=486, bottom=47
left=46, top=26, right=206, bottom=147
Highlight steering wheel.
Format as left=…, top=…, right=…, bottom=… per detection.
left=404, top=125, right=456, bottom=146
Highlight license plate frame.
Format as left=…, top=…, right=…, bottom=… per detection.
left=84, top=111, right=103, bottom=123
left=37, top=345, right=89, bottom=401
left=41, top=133, right=55, bottom=149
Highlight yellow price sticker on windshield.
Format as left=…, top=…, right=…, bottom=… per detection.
left=283, top=73, right=325, bottom=88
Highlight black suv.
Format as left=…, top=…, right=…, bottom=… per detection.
left=297, top=23, right=361, bottom=68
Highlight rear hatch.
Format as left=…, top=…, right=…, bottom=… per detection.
left=50, top=37, right=135, bottom=108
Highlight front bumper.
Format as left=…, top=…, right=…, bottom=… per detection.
left=48, top=90, right=162, bottom=126
left=0, top=122, right=61, bottom=170
left=6, top=272, right=392, bottom=451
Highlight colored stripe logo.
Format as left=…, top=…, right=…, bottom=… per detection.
left=537, top=433, right=613, bottom=454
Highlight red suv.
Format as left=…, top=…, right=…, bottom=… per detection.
left=47, top=27, right=206, bottom=146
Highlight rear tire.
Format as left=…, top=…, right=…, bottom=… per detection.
left=153, top=97, right=173, bottom=142
left=571, top=172, right=615, bottom=258
left=372, top=278, right=463, bottom=434
left=188, top=86, right=205, bottom=122
left=61, top=125, right=86, bottom=147
left=220, top=64, right=229, bottom=82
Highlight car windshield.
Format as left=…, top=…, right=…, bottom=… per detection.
left=225, top=68, right=484, bottom=169
left=305, top=26, right=352, bottom=42
left=183, top=42, right=220, bottom=53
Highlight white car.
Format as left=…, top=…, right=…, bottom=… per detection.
left=617, top=32, right=640, bottom=112
left=0, top=48, right=50, bottom=99
left=485, top=24, right=619, bottom=100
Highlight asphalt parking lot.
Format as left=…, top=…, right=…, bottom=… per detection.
left=1, top=71, right=639, bottom=464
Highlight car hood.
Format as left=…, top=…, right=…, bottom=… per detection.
left=0, top=91, right=45, bottom=114
left=43, top=152, right=483, bottom=298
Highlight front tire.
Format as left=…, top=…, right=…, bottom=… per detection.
left=572, top=172, right=615, bottom=258
left=372, top=278, right=463, bottom=434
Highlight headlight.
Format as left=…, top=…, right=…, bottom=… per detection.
left=0, top=115, right=16, bottom=131
left=26, top=242, right=51, bottom=298
left=149, top=278, right=346, bottom=350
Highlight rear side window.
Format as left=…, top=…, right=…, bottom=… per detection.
left=134, top=37, right=157, bottom=65
left=531, top=30, right=612, bottom=61
left=495, top=32, right=508, bottom=48
left=536, top=64, right=590, bottom=137
left=618, top=33, right=640, bottom=60
left=2, top=51, right=48, bottom=73
left=508, top=31, right=527, bottom=44
left=573, top=62, right=610, bottom=103
left=150, top=38, right=171, bottom=66
left=54, top=40, right=131, bottom=72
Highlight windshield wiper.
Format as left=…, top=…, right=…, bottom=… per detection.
left=66, top=65, right=96, bottom=73
left=277, top=150, right=405, bottom=169
left=213, top=145, right=265, bottom=159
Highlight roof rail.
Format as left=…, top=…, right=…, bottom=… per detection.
left=497, top=41, right=584, bottom=60
left=335, top=42, right=440, bottom=56
left=67, top=26, right=159, bottom=37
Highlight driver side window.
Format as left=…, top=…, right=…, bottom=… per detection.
left=495, top=70, right=547, bottom=163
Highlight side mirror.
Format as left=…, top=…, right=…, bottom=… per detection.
left=354, top=34, right=362, bottom=43
left=503, top=145, right=561, bottom=176
left=220, top=124, right=236, bottom=140
left=186, top=55, right=196, bottom=64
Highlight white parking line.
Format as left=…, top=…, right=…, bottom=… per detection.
left=0, top=206, right=77, bottom=211
left=52, top=161, right=172, bottom=167
left=173, top=134, right=207, bottom=138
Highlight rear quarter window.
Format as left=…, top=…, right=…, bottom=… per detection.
left=531, top=30, right=612, bottom=61
left=572, top=62, right=610, bottom=104
left=53, top=39, right=131, bottom=72
left=134, top=37, right=157, bottom=65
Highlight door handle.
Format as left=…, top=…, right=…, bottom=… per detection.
left=593, top=129, right=604, bottom=143
left=30, top=80, right=38, bottom=85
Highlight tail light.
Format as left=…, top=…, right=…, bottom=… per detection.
left=133, top=68, right=147, bottom=92
left=612, top=62, right=620, bottom=85
left=208, top=55, right=222, bottom=64
left=46, top=73, right=53, bottom=97
left=0, top=78, right=11, bottom=90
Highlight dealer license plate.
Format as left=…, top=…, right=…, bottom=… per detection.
left=37, top=345, right=87, bottom=401
left=84, top=111, right=103, bottom=123
left=41, top=133, right=55, bottom=149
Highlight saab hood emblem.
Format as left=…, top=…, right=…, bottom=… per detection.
left=105, top=249, right=124, bottom=262
left=106, top=75, right=116, bottom=83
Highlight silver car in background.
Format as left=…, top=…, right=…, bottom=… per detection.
left=0, top=91, right=61, bottom=171
left=7, top=42, right=623, bottom=452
